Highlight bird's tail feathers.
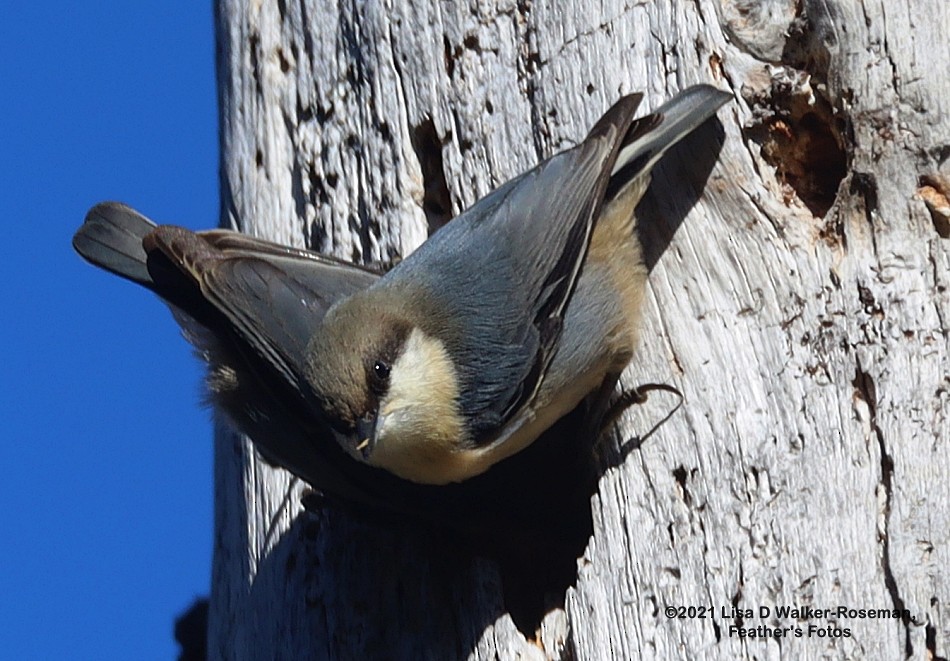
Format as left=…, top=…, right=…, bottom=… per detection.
left=72, top=202, right=157, bottom=287
left=608, top=84, right=731, bottom=197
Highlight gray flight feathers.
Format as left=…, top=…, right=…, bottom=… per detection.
left=366, top=84, right=730, bottom=444
left=73, top=202, right=381, bottom=392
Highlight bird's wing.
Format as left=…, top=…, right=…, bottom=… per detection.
left=484, top=84, right=731, bottom=449
left=141, top=224, right=379, bottom=390
left=74, top=202, right=380, bottom=391
left=385, top=94, right=645, bottom=441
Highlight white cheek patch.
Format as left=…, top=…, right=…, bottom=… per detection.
left=383, top=329, right=457, bottom=413
left=375, top=328, right=464, bottom=449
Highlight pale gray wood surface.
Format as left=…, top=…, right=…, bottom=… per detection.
left=209, top=0, right=949, bottom=658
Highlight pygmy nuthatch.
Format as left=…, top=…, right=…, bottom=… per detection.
left=305, top=85, right=729, bottom=483
left=74, top=85, right=729, bottom=488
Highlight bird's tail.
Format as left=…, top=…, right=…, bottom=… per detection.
left=72, top=202, right=158, bottom=288
left=607, top=84, right=731, bottom=199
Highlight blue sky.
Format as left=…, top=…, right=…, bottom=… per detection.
left=1, top=3, right=217, bottom=658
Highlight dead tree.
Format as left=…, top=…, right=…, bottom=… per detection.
left=208, top=0, right=949, bottom=658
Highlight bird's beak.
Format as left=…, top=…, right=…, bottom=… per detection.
left=354, top=413, right=378, bottom=459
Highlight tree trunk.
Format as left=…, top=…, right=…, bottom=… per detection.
left=209, top=0, right=949, bottom=658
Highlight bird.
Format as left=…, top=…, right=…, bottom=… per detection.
left=302, top=85, right=730, bottom=484
left=73, top=84, right=730, bottom=488
left=73, top=202, right=387, bottom=500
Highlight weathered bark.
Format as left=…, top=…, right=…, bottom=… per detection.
left=209, top=0, right=949, bottom=658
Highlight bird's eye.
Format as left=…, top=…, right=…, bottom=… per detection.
left=373, top=360, right=390, bottom=380
left=370, top=360, right=391, bottom=392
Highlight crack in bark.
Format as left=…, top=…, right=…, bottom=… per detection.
left=249, top=32, right=264, bottom=101
left=697, top=516, right=722, bottom=643
left=409, top=117, right=453, bottom=235
left=513, top=0, right=544, bottom=164
left=850, top=171, right=882, bottom=256
left=537, top=4, right=637, bottom=68
left=925, top=618, right=949, bottom=661
left=387, top=26, right=451, bottom=241
left=297, top=0, right=314, bottom=66
left=929, top=251, right=948, bottom=337
left=877, top=2, right=903, bottom=100
left=852, top=362, right=914, bottom=658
